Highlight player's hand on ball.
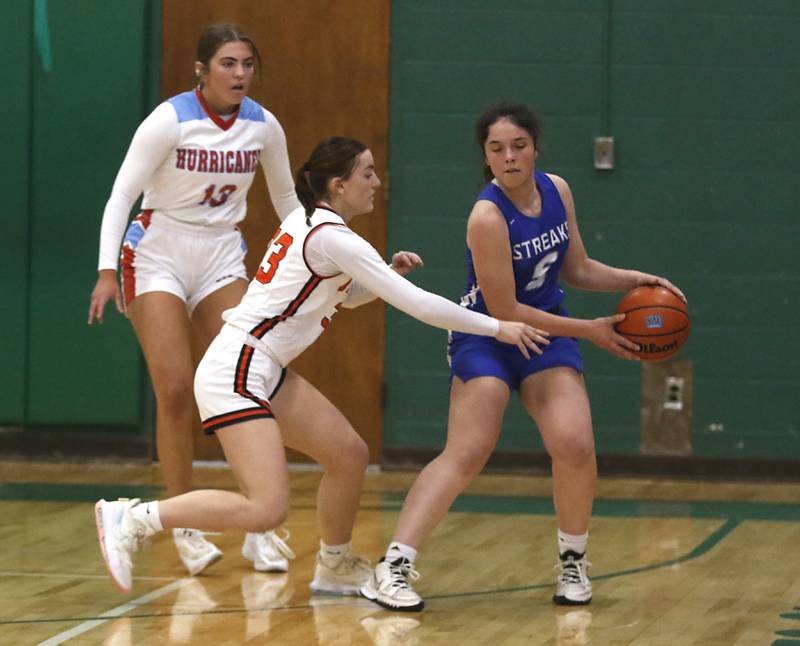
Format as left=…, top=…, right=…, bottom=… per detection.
left=589, top=314, right=641, bottom=361
left=495, top=321, right=549, bottom=359
left=632, top=272, right=686, bottom=303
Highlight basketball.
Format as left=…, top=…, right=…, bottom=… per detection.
left=615, top=286, right=689, bottom=362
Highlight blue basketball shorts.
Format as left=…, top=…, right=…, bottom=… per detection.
left=448, top=333, right=584, bottom=391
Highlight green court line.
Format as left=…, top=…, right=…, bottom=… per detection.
left=0, top=518, right=741, bottom=626
left=444, top=494, right=800, bottom=522
left=0, top=482, right=160, bottom=502
left=379, top=491, right=800, bottom=522
left=3, top=481, right=800, bottom=522
left=426, top=517, right=740, bottom=600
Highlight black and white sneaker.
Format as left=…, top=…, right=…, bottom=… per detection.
left=360, top=557, right=425, bottom=612
left=553, top=550, right=592, bottom=605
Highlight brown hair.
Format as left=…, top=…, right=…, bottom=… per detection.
left=196, top=23, right=262, bottom=82
left=295, top=137, right=368, bottom=224
left=475, top=102, right=541, bottom=181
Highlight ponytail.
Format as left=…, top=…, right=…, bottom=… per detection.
left=293, top=137, right=368, bottom=227
left=294, top=162, right=315, bottom=226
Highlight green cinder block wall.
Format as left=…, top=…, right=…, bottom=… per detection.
left=384, top=0, right=800, bottom=459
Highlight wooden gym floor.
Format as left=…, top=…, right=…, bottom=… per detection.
left=1, top=459, right=799, bottom=645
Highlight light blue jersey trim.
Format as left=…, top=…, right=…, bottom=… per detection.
left=238, top=97, right=265, bottom=122
left=167, top=91, right=265, bottom=123
left=167, top=91, right=206, bottom=123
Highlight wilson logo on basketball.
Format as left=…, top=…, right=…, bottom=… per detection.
left=640, top=340, right=678, bottom=354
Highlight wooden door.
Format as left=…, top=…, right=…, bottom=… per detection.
left=160, top=1, right=390, bottom=463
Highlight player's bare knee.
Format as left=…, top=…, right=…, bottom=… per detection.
left=550, top=435, right=595, bottom=468
left=248, top=502, right=288, bottom=532
left=154, top=378, right=195, bottom=418
left=446, top=445, right=492, bottom=482
left=327, top=431, right=369, bottom=472
left=349, top=434, right=370, bottom=470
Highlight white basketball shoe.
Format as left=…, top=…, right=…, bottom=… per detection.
left=95, top=498, right=154, bottom=593
left=309, top=550, right=373, bottom=595
left=553, top=551, right=593, bottom=605
left=172, top=528, right=223, bottom=575
left=242, top=530, right=296, bottom=572
left=360, top=558, right=424, bottom=611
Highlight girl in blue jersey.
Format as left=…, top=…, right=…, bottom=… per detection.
left=361, top=103, right=685, bottom=611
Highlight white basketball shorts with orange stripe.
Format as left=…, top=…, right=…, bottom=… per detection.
left=194, top=325, right=287, bottom=435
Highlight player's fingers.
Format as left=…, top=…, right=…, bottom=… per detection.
left=615, top=334, right=640, bottom=352
left=526, top=326, right=550, bottom=344
left=114, top=292, right=124, bottom=314
left=524, top=330, right=546, bottom=353
left=653, top=277, right=686, bottom=303
left=517, top=340, right=531, bottom=360
left=401, top=253, right=423, bottom=268
left=618, top=340, right=641, bottom=360
left=522, top=334, right=543, bottom=355
left=608, top=340, right=638, bottom=361
left=667, top=284, right=687, bottom=302
left=88, top=302, right=103, bottom=325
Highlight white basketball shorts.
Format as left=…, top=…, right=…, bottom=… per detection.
left=194, top=324, right=287, bottom=435
left=120, top=210, right=247, bottom=313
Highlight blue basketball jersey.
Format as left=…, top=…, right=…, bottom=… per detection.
left=451, top=171, right=570, bottom=345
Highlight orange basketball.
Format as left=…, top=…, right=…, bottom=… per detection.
left=614, top=286, right=689, bottom=362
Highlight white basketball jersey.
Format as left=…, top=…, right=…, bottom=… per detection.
left=222, top=206, right=353, bottom=365
left=142, top=89, right=284, bottom=228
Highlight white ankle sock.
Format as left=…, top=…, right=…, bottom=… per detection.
left=557, top=529, right=588, bottom=557
left=131, top=500, right=163, bottom=533
left=319, top=540, right=350, bottom=567
left=385, top=541, right=417, bottom=564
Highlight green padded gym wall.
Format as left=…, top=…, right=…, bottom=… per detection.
left=1, top=0, right=161, bottom=435
left=0, top=1, right=33, bottom=424
left=384, top=0, right=800, bottom=460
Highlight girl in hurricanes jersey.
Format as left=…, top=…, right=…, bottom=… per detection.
left=94, top=136, right=546, bottom=594
left=88, top=24, right=301, bottom=576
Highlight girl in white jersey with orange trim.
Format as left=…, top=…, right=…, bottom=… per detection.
left=88, top=24, right=301, bottom=577
left=94, top=136, right=549, bottom=594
